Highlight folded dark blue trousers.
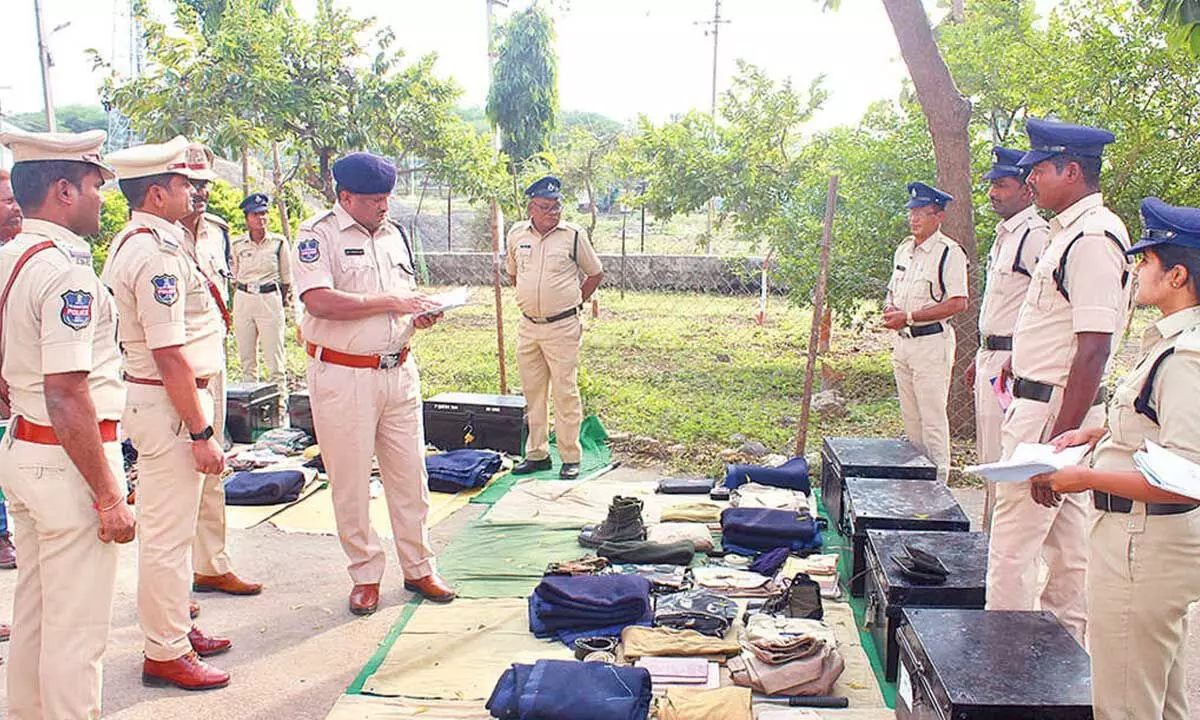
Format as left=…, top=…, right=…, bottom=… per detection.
left=535, top=575, right=651, bottom=610
left=426, top=449, right=502, bottom=492
left=223, top=470, right=306, bottom=506
left=723, top=456, right=810, bottom=492
left=487, top=660, right=652, bottom=720
left=529, top=575, right=653, bottom=644
left=721, top=507, right=818, bottom=539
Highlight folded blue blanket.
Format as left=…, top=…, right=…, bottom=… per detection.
left=426, top=449, right=503, bottom=493
left=487, top=660, right=652, bottom=720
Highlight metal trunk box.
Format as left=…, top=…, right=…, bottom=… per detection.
left=287, top=391, right=315, bottom=441
left=844, top=478, right=969, bottom=597
left=423, top=392, right=527, bottom=455
left=864, top=529, right=988, bottom=681
left=896, top=608, right=1092, bottom=720
left=226, top=382, right=281, bottom=444
left=820, top=437, right=937, bottom=530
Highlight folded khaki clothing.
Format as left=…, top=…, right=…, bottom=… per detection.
left=660, top=503, right=723, bottom=523
left=655, top=686, right=752, bottom=720
left=728, top=645, right=844, bottom=696
left=647, top=522, right=715, bottom=552
left=743, top=614, right=838, bottom=648
left=620, top=626, right=740, bottom=658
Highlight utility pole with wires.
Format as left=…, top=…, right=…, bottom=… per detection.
left=694, top=0, right=729, bottom=248
left=33, top=0, right=58, bottom=131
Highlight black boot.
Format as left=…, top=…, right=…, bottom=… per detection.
left=578, top=496, right=646, bottom=548
left=513, top=457, right=553, bottom=475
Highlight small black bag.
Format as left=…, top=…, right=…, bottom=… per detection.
left=760, top=572, right=824, bottom=620
left=656, top=477, right=716, bottom=495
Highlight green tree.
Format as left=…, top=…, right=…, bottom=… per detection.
left=1145, top=0, right=1200, bottom=54
left=9, top=105, right=109, bottom=133
left=550, top=113, right=627, bottom=234
left=487, top=4, right=559, bottom=174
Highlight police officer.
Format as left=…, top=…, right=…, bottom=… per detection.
left=178, top=144, right=262, bottom=599
left=293, top=152, right=455, bottom=615
left=0, top=167, right=22, bottom=572
left=970, top=148, right=1050, bottom=529
left=505, top=176, right=604, bottom=480
left=103, top=136, right=233, bottom=690
left=1032, top=198, right=1200, bottom=720
left=883, top=182, right=969, bottom=482
left=0, top=128, right=135, bottom=719
left=987, top=118, right=1132, bottom=643
left=231, top=191, right=292, bottom=408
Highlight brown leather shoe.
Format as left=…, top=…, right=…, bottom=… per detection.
left=142, top=651, right=230, bottom=691
left=0, top=623, right=10, bottom=642
left=0, top=533, right=16, bottom=569
left=193, top=572, right=263, bottom=596
left=403, top=574, right=457, bottom=603
left=349, top=583, right=380, bottom=616
left=188, top=627, right=232, bottom=658
left=190, top=601, right=200, bottom=620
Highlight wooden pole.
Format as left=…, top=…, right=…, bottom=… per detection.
left=446, top=186, right=453, bottom=251
left=794, top=175, right=838, bottom=457
left=491, top=199, right=507, bottom=393
left=271, top=142, right=291, bottom=241
left=620, top=211, right=628, bottom=299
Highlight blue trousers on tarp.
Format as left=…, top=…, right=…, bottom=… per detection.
left=426, top=449, right=503, bottom=493
left=487, top=659, right=652, bottom=720
left=720, top=507, right=822, bottom=552
left=528, top=575, right=652, bottom=645
left=723, top=456, right=810, bottom=492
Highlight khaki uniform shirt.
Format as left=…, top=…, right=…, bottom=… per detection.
left=1011, top=194, right=1132, bottom=386
left=505, top=220, right=603, bottom=318
left=1092, top=306, right=1200, bottom=471
left=182, top=213, right=232, bottom=302
left=0, top=220, right=124, bottom=425
left=885, top=230, right=969, bottom=322
left=100, top=211, right=225, bottom=380
left=979, top=205, right=1049, bottom=339
left=293, top=204, right=417, bottom=354
left=231, top=232, right=292, bottom=288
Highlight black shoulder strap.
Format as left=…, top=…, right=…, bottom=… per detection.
left=389, top=220, right=416, bottom=276
left=1134, top=348, right=1176, bottom=425
left=929, top=245, right=949, bottom=303
left=1011, top=228, right=1032, bottom=278
left=1053, top=230, right=1129, bottom=302
left=220, top=227, right=231, bottom=270
left=571, top=229, right=579, bottom=265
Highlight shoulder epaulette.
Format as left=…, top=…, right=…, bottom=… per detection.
left=204, top=212, right=230, bottom=231
left=299, top=209, right=335, bottom=231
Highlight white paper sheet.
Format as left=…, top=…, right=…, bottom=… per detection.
left=1133, top=441, right=1200, bottom=501
left=964, top=442, right=1089, bottom=482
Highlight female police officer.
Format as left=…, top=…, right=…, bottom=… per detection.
left=1033, top=197, right=1200, bottom=720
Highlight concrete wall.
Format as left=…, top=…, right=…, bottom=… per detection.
left=422, top=252, right=787, bottom=294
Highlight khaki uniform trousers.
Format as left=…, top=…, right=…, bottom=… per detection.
left=1088, top=506, right=1200, bottom=720
left=0, top=435, right=124, bottom=720
left=192, top=369, right=232, bottom=576
left=234, top=289, right=287, bottom=395
left=517, top=315, right=584, bottom=464
left=125, top=383, right=214, bottom=661
left=307, top=358, right=434, bottom=584
left=890, top=327, right=955, bottom=480
left=987, top=396, right=1104, bottom=643
left=974, top=348, right=1010, bottom=530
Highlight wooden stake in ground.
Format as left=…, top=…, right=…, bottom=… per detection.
left=795, top=175, right=839, bottom=457
left=491, top=198, right=508, bottom=394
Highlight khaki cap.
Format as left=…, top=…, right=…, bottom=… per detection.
left=0, top=128, right=115, bottom=180
left=185, top=142, right=218, bottom=181
left=107, top=135, right=209, bottom=181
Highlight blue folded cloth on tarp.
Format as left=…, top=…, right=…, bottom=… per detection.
left=223, top=469, right=306, bottom=506
left=528, top=575, right=653, bottom=645
left=723, top=456, right=810, bottom=493
left=720, top=507, right=822, bottom=552
left=426, top=448, right=502, bottom=493
left=487, top=659, right=652, bottom=720
left=748, top=546, right=792, bottom=576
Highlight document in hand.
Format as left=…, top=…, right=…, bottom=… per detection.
left=964, top=442, right=1089, bottom=483
left=418, top=286, right=472, bottom=318
left=1133, top=441, right=1200, bottom=501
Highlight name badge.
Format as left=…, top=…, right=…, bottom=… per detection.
left=344, top=248, right=366, bottom=256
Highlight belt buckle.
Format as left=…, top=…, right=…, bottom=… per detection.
left=899, top=327, right=912, bottom=339
left=378, top=353, right=402, bottom=369
left=250, top=283, right=261, bottom=293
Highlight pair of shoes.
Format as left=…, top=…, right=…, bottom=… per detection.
left=578, top=496, right=646, bottom=548
left=0, top=533, right=16, bottom=569
left=349, top=583, right=380, bottom=616
left=187, top=627, right=232, bottom=658
left=142, top=652, right=230, bottom=691
left=404, top=574, right=457, bottom=603
left=193, top=572, right=264, bottom=596
left=559, top=462, right=580, bottom=479
left=189, top=601, right=200, bottom=620
left=512, top=457, right=553, bottom=475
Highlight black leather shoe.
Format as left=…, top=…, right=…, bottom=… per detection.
left=513, top=457, right=553, bottom=475
left=559, top=463, right=581, bottom=479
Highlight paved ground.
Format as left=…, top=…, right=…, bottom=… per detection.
left=0, top=486, right=1197, bottom=717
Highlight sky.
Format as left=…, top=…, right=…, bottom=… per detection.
left=1, top=0, right=927, bottom=131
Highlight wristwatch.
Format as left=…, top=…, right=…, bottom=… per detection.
left=906, top=311, right=914, bottom=326
left=189, top=425, right=215, bottom=442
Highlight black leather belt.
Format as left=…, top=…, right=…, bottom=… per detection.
left=573, top=636, right=617, bottom=660
left=1094, top=490, right=1199, bottom=516
left=523, top=306, right=580, bottom=324
left=984, top=335, right=1013, bottom=351
left=1012, top=376, right=1107, bottom=406
left=900, top=322, right=943, bottom=338
left=236, top=282, right=279, bottom=294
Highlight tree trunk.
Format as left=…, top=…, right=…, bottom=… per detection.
left=271, top=141, right=291, bottom=241
left=318, top=150, right=335, bottom=205
left=241, top=147, right=251, bottom=197
left=818, top=306, right=833, bottom=354
left=881, top=0, right=979, bottom=441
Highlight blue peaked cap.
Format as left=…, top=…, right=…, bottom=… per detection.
left=905, top=182, right=953, bottom=209
left=983, top=147, right=1027, bottom=181
left=1127, top=197, right=1200, bottom=255
left=1017, top=118, right=1115, bottom=168
left=239, top=192, right=270, bottom=214
left=525, top=175, right=563, bottom=200
left=332, top=152, right=397, bottom=194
